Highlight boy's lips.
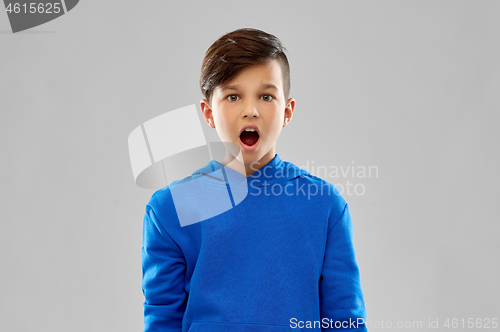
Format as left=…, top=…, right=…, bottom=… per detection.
left=239, top=125, right=260, bottom=152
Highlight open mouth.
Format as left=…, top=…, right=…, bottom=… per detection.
left=239, top=128, right=260, bottom=151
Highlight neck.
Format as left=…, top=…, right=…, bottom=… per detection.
left=220, top=147, right=276, bottom=177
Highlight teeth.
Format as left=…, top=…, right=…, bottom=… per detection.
left=244, top=128, right=256, bottom=132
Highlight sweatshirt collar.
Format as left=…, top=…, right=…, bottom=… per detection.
left=192, top=154, right=310, bottom=188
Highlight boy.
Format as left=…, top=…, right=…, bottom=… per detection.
left=142, top=28, right=367, bottom=331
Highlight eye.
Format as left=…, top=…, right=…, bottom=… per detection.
left=226, top=94, right=240, bottom=102
left=261, top=94, right=274, bottom=102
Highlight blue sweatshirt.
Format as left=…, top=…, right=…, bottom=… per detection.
left=142, top=154, right=367, bottom=331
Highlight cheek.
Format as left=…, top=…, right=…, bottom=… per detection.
left=216, top=112, right=231, bottom=128
left=214, top=112, right=236, bottom=138
left=269, top=112, right=285, bottom=129
left=263, top=119, right=284, bottom=142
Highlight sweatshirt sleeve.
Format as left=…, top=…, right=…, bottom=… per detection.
left=319, top=203, right=367, bottom=331
left=142, top=204, right=187, bottom=332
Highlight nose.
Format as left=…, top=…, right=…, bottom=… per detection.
left=242, top=99, right=259, bottom=118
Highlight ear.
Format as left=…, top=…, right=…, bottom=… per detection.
left=200, top=99, right=215, bottom=128
left=283, top=98, right=295, bottom=127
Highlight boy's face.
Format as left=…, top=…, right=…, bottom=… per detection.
left=200, top=59, right=295, bottom=173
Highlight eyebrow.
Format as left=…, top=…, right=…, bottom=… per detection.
left=220, top=83, right=278, bottom=92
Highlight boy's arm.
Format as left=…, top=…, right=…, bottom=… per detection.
left=320, top=203, right=367, bottom=331
left=142, top=204, right=187, bottom=332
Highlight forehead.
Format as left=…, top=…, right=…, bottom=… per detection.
left=217, top=59, right=283, bottom=91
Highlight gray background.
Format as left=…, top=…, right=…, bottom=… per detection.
left=1, top=1, right=499, bottom=331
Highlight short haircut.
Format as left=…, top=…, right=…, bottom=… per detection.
left=200, top=28, right=291, bottom=105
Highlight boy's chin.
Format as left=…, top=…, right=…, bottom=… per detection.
left=235, top=150, right=261, bottom=164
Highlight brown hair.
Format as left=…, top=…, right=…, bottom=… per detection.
left=200, top=28, right=291, bottom=104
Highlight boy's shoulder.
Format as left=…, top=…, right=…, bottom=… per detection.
left=145, top=159, right=228, bottom=228
left=280, top=159, right=348, bottom=211
left=146, top=159, right=212, bottom=209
